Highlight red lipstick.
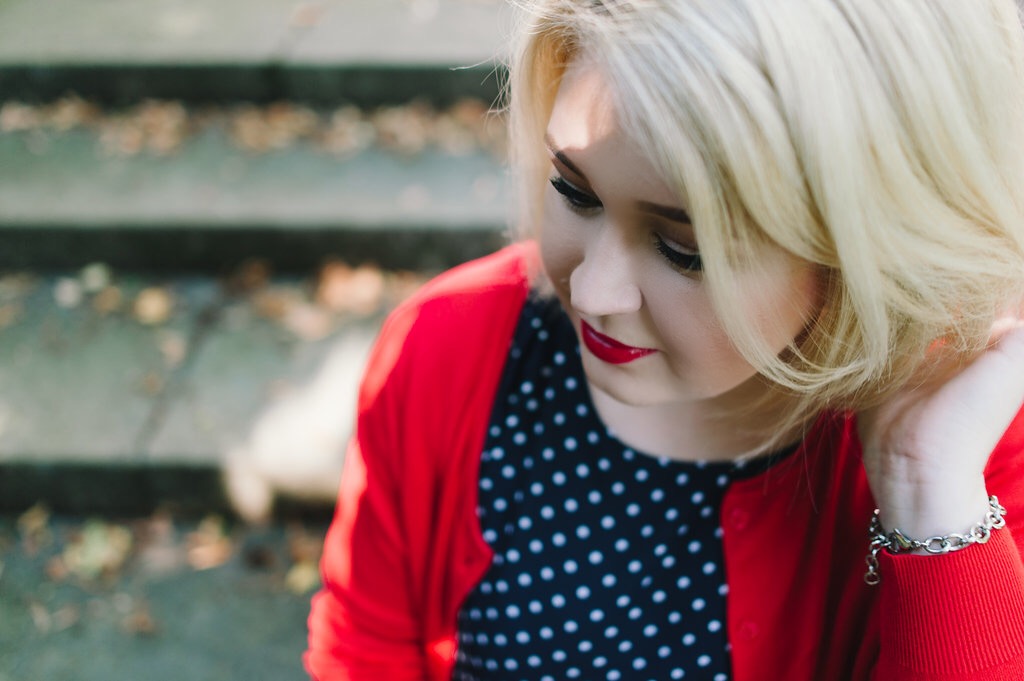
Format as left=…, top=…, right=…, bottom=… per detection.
left=580, top=321, right=657, bottom=364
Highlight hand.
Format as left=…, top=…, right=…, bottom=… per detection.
left=857, top=320, right=1024, bottom=539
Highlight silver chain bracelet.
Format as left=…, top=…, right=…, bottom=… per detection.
left=864, top=495, right=1007, bottom=586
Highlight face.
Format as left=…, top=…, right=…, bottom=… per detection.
left=540, top=58, right=822, bottom=409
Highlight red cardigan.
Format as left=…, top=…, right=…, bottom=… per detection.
left=306, top=243, right=1024, bottom=680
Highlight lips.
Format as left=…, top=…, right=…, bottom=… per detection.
left=580, top=321, right=657, bottom=364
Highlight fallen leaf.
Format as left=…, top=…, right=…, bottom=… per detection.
left=285, top=560, right=320, bottom=595
left=92, top=286, right=124, bottom=316
left=29, top=602, right=51, bottom=633
left=157, top=330, right=188, bottom=369
left=282, top=303, right=334, bottom=341
left=139, top=371, right=164, bottom=396
left=80, top=263, right=112, bottom=293
left=17, top=503, right=52, bottom=555
left=133, top=287, right=174, bottom=325
left=290, top=1, right=326, bottom=27
left=251, top=287, right=300, bottom=321
left=0, top=102, right=37, bottom=132
left=62, top=519, right=134, bottom=581
left=121, top=600, right=159, bottom=637
left=0, top=302, right=22, bottom=330
left=52, top=605, right=80, bottom=632
left=186, top=515, right=233, bottom=571
left=225, top=259, right=271, bottom=295
left=316, top=262, right=385, bottom=315
left=54, top=278, right=84, bottom=309
left=286, top=524, right=323, bottom=564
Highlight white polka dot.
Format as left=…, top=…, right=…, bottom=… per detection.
left=626, top=503, right=641, bottom=517
left=708, top=619, right=722, bottom=632
left=540, top=505, right=554, bottom=519
left=601, top=516, right=616, bottom=530
left=651, top=488, right=665, bottom=502
left=521, top=381, right=533, bottom=394
left=506, top=605, right=520, bottom=618
left=611, top=481, right=626, bottom=495
left=598, top=458, right=612, bottom=471
left=635, top=469, right=649, bottom=482
left=564, top=437, right=578, bottom=451
left=576, top=403, right=588, bottom=416
left=703, top=561, right=716, bottom=575
left=579, top=640, right=593, bottom=653
left=692, top=598, right=706, bottom=611
left=552, top=471, right=567, bottom=485
left=565, top=377, right=577, bottom=389
left=676, top=472, right=689, bottom=485
left=601, top=573, right=616, bottom=588
left=644, top=624, right=658, bottom=637
left=605, top=625, right=619, bottom=638
left=530, top=481, right=544, bottom=496
left=588, top=490, right=602, bottom=504
left=513, top=432, right=527, bottom=445
left=618, top=640, right=633, bottom=653
left=564, top=559, right=578, bottom=574
left=589, top=550, right=604, bottom=565
left=627, top=560, right=642, bottom=573
left=628, top=607, right=643, bottom=620
left=653, top=590, right=667, bottom=603
left=517, top=573, right=532, bottom=587
left=529, top=600, right=543, bottom=614
left=688, top=540, right=702, bottom=553
left=518, top=517, right=532, bottom=530
left=683, top=633, right=696, bottom=646
left=540, top=566, right=555, bottom=580
left=552, top=594, right=566, bottom=607
left=552, top=532, right=566, bottom=547
left=505, top=415, right=519, bottom=428
left=576, top=525, right=591, bottom=539
left=697, top=655, right=711, bottom=667
left=529, top=539, right=544, bottom=553
left=576, top=463, right=590, bottom=478
left=615, top=538, right=629, bottom=551
left=540, top=626, right=554, bottom=639
left=565, top=498, right=579, bottom=512
left=589, top=609, right=605, bottom=622
left=564, top=620, right=578, bottom=633
left=692, top=491, right=705, bottom=504
left=554, top=352, right=566, bottom=365
left=576, top=585, right=591, bottom=599
left=542, top=447, right=555, bottom=460
left=552, top=650, right=567, bottom=662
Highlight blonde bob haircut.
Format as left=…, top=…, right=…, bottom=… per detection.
left=507, top=0, right=1024, bottom=447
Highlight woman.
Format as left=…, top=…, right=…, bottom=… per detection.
left=306, top=1, right=1024, bottom=679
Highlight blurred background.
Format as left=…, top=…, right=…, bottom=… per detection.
left=0, top=1, right=511, bottom=678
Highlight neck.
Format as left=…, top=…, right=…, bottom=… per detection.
left=587, top=377, right=804, bottom=463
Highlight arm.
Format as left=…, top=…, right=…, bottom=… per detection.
left=858, top=324, right=1024, bottom=679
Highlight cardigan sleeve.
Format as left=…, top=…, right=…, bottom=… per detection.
left=871, top=404, right=1024, bottom=680
left=304, top=244, right=534, bottom=681
left=303, top=308, right=433, bottom=681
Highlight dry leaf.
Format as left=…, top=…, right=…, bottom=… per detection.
left=0, top=302, right=22, bottom=330
left=0, top=102, right=37, bottom=132
left=47, top=96, right=100, bottom=132
left=286, top=524, right=323, bottom=564
left=157, top=330, right=188, bottom=368
left=251, top=287, right=300, bottom=321
left=316, top=262, right=385, bottom=315
left=290, top=1, right=326, bottom=27
left=133, top=287, right=174, bottom=325
left=225, top=258, right=271, bottom=295
left=285, top=560, right=320, bottom=595
left=282, top=303, right=334, bottom=341
left=29, top=602, right=51, bottom=633
left=80, top=263, right=112, bottom=293
left=139, top=371, right=164, bottom=396
left=17, top=503, right=52, bottom=554
left=373, top=102, right=434, bottom=155
left=92, top=286, right=123, bottom=316
left=186, top=515, right=233, bottom=570
left=62, top=519, right=134, bottom=581
left=122, top=600, right=159, bottom=637
left=54, top=277, right=84, bottom=309
left=320, top=106, right=375, bottom=157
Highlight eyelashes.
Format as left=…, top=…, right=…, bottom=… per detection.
left=549, top=175, right=703, bottom=273
left=550, top=176, right=601, bottom=213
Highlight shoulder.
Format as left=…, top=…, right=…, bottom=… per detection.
left=361, top=242, right=538, bottom=403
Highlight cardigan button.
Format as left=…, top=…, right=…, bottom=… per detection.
left=738, top=621, right=760, bottom=640
left=727, top=508, right=750, bottom=530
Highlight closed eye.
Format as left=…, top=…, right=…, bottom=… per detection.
left=654, top=234, right=703, bottom=273
left=550, top=176, right=602, bottom=214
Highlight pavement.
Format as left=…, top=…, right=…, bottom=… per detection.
left=0, top=1, right=514, bottom=678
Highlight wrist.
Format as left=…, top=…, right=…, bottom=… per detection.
left=875, top=480, right=990, bottom=542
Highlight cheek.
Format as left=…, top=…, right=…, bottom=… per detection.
left=539, top=196, right=583, bottom=294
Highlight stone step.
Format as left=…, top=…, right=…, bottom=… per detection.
left=0, top=0, right=511, bottom=106
left=0, top=265, right=438, bottom=517
left=0, top=101, right=511, bottom=271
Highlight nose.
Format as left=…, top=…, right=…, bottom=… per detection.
left=569, top=227, right=643, bottom=317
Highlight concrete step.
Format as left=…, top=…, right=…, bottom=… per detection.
left=0, top=0, right=511, bottom=106
left=0, top=264, right=444, bottom=517
left=0, top=102, right=511, bottom=271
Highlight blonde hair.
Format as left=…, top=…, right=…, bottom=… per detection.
left=507, top=0, right=1024, bottom=448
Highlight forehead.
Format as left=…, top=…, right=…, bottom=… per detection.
left=547, top=59, right=621, bottom=150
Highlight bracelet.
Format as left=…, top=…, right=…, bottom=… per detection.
left=863, top=495, right=1007, bottom=586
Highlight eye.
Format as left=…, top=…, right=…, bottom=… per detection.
left=654, top=233, right=703, bottom=273
left=550, top=176, right=602, bottom=215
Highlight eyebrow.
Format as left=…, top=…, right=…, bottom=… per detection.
left=545, top=134, right=692, bottom=225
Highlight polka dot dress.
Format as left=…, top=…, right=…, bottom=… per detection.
left=453, top=295, right=784, bottom=681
